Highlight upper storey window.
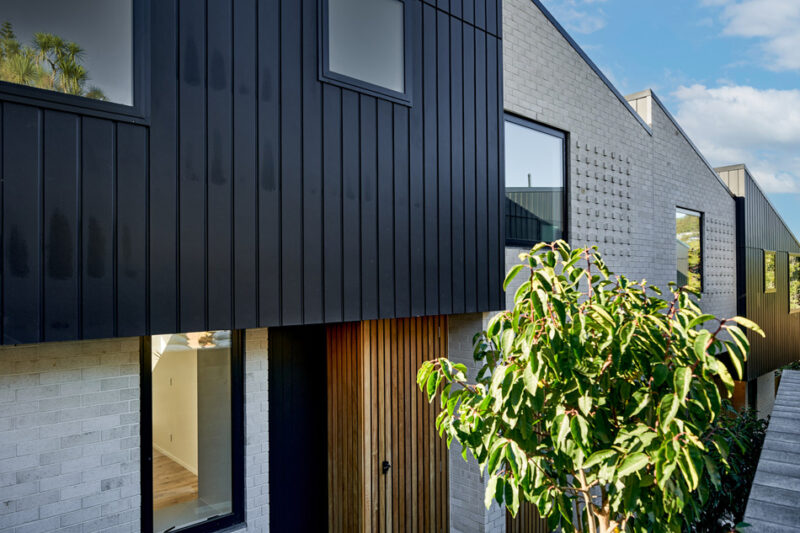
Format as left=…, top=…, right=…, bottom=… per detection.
left=790, top=255, right=800, bottom=313
left=676, top=208, right=703, bottom=292
left=764, top=250, right=777, bottom=293
left=322, top=0, right=410, bottom=103
left=0, top=0, right=134, bottom=106
left=504, top=116, right=567, bottom=246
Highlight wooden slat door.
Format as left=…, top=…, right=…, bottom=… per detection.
left=327, top=317, right=449, bottom=533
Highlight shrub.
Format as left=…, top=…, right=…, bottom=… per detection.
left=689, top=407, right=767, bottom=532
left=418, top=242, right=764, bottom=533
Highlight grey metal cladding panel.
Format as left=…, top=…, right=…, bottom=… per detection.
left=745, top=246, right=800, bottom=379
left=741, top=171, right=800, bottom=378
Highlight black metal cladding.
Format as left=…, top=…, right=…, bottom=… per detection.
left=0, top=0, right=504, bottom=344
left=738, top=174, right=800, bottom=380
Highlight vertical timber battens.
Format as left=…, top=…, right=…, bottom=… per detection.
left=327, top=317, right=449, bottom=532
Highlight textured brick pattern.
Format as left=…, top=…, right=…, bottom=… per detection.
left=448, top=314, right=507, bottom=533
left=0, top=330, right=270, bottom=533
left=239, top=329, right=270, bottom=532
left=0, top=338, right=141, bottom=533
left=502, top=0, right=737, bottom=321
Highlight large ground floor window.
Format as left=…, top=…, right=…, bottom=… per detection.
left=141, top=331, right=244, bottom=533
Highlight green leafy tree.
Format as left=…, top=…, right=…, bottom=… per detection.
left=418, top=241, right=764, bottom=533
left=0, top=22, right=106, bottom=100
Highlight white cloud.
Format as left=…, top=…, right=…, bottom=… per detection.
left=540, top=0, right=608, bottom=34
left=711, top=0, right=800, bottom=71
left=673, top=84, right=800, bottom=193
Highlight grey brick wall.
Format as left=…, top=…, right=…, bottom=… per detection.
left=0, top=330, right=270, bottom=533
left=0, top=338, right=141, bottom=533
left=502, top=0, right=737, bottom=321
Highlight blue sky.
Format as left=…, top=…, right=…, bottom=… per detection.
left=539, top=0, right=800, bottom=238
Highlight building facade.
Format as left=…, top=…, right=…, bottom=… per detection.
left=0, top=1, right=798, bottom=533
left=0, top=1, right=504, bottom=532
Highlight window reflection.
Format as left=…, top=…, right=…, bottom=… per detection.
left=152, top=331, right=233, bottom=533
left=676, top=208, right=702, bottom=292
left=0, top=0, right=133, bottom=105
left=504, top=119, right=565, bottom=245
left=764, top=250, right=777, bottom=293
left=327, top=0, right=405, bottom=93
left=790, top=256, right=800, bottom=313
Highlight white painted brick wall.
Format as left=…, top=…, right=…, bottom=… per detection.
left=239, top=329, right=270, bottom=532
left=448, top=314, right=506, bottom=533
left=0, top=338, right=141, bottom=533
left=0, top=330, right=270, bottom=533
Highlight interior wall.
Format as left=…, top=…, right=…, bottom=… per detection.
left=152, top=344, right=199, bottom=474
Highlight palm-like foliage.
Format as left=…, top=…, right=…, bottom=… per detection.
left=0, top=22, right=106, bottom=100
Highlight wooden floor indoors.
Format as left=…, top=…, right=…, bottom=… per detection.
left=153, top=449, right=198, bottom=510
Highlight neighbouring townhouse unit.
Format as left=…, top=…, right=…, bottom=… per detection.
left=1, top=1, right=799, bottom=533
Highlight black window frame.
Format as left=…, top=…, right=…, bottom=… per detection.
left=140, top=331, right=246, bottom=533
left=503, top=112, right=569, bottom=248
left=0, top=0, right=150, bottom=124
left=790, top=254, right=800, bottom=314
left=676, top=206, right=704, bottom=294
left=764, top=249, right=777, bottom=294
left=318, top=0, right=413, bottom=106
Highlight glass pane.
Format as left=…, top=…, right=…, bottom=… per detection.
left=676, top=209, right=702, bottom=291
left=790, top=256, right=800, bottom=312
left=0, top=0, right=133, bottom=105
left=504, top=120, right=564, bottom=244
left=765, top=251, right=776, bottom=292
left=328, top=0, right=405, bottom=93
left=152, top=331, right=233, bottom=533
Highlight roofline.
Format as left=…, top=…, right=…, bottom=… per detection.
left=646, top=90, right=736, bottom=200
left=715, top=163, right=800, bottom=249
left=527, top=0, right=735, bottom=201
left=528, top=0, right=653, bottom=136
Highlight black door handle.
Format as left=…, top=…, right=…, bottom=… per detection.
left=382, top=460, right=391, bottom=474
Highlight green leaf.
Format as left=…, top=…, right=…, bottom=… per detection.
left=485, top=475, right=498, bottom=509
left=425, top=372, right=438, bottom=401
left=617, top=453, right=649, bottom=477
left=583, top=449, right=617, bottom=469
left=501, top=329, right=515, bottom=356
left=688, top=314, right=716, bottom=329
left=658, top=394, right=680, bottom=430
left=504, top=264, right=524, bottom=291
left=523, top=363, right=538, bottom=396
left=694, top=331, right=711, bottom=360
left=578, top=395, right=593, bottom=416
left=555, top=414, right=570, bottom=450
left=703, top=455, right=721, bottom=489
left=652, top=363, right=668, bottom=387
left=728, top=316, right=765, bottom=337
left=673, top=367, right=692, bottom=405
